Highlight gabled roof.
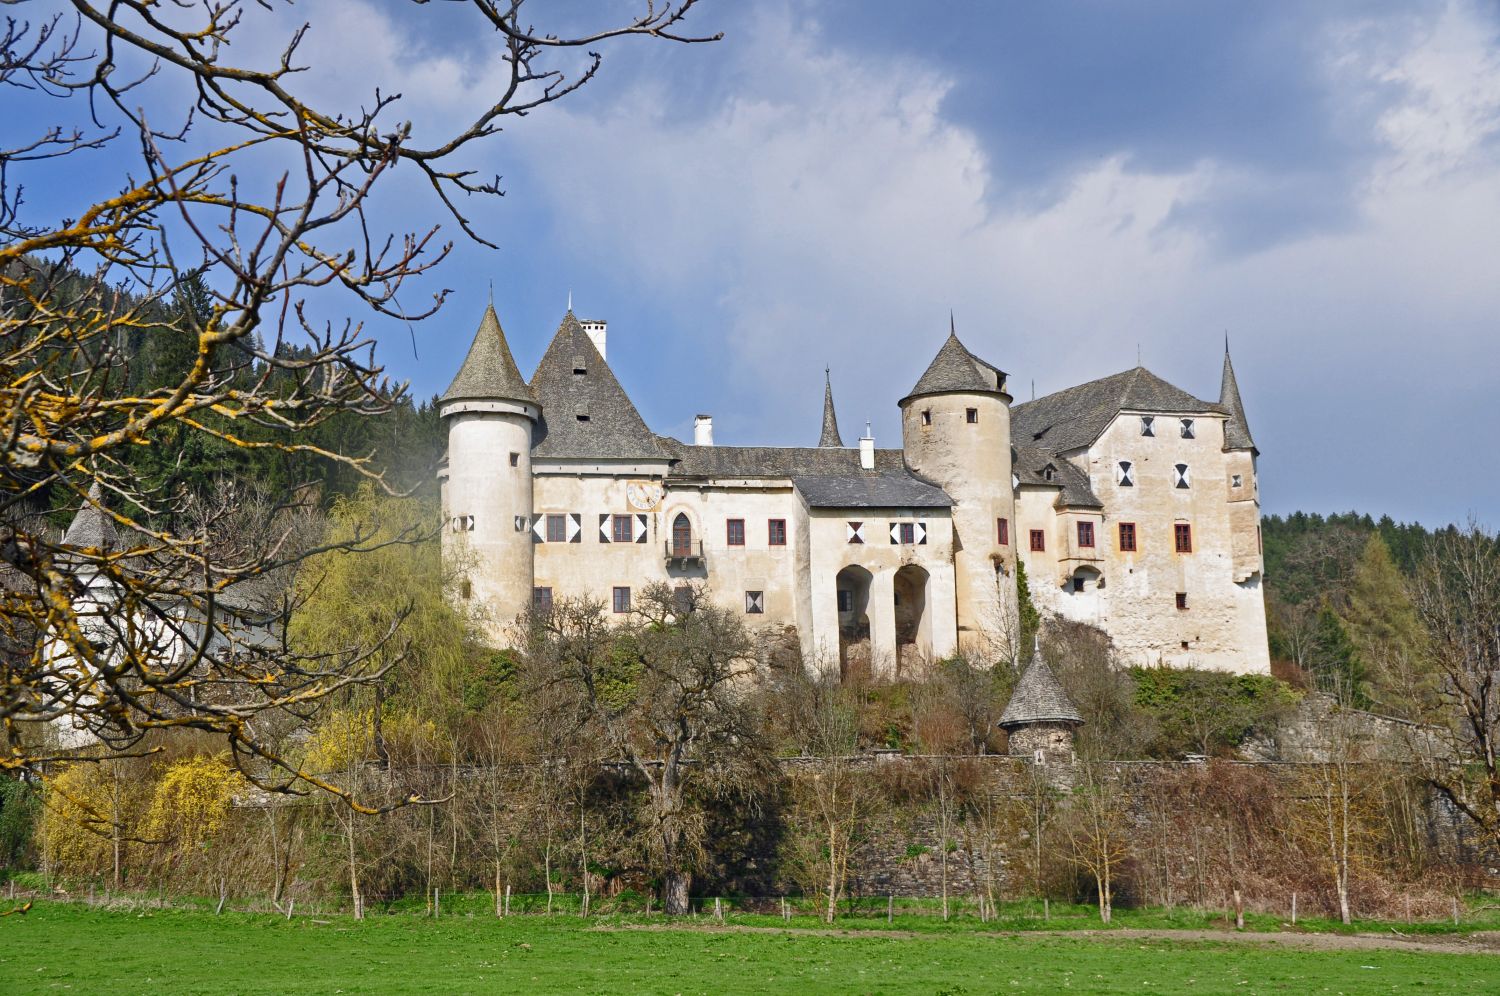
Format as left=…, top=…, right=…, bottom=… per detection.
left=1012, top=445, right=1102, bottom=509
left=901, top=324, right=1008, bottom=404
left=794, top=474, right=952, bottom=509
left=1011, top=366, right=1217, bottom=454
left=999, top=642, right=1083, bottom=728
left=1219, top=347, right=1256, bottom=452
left=440, top=303, right=533, bottom=406
left=657, top=438, right=907, bottom=478
left=61, top=484, right=119, bottom=552
left=818, top=370, right=844, bottom=448
left=529, top=313, right=669, bottom=461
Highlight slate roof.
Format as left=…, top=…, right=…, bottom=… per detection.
left=529, top=313, right=670, bottom=461
left=1011, top=366, right=1218, bottom=454
left=818, top=371, right=844, bottom=448
left=61, top=484, right=119, bottom=552
left=794, top=474, right=952, bottom=509
left=441, top=304, right=533, bottom=405
left=902, top=326, right=1008, bottom=403
left=657, top=438, right=910, bottom=478
left=1012, top=444, right=1102, bottom=509
left=999, top=643, right=1083, bottom=728
left=1219, top=348, right=1256, bottom=452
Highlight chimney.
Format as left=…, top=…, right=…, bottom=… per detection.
left=859, top=421, right=875, bottom=470
left=580, top=319, right=607, bottom=360
left=694, top=414, right=714, bottom=446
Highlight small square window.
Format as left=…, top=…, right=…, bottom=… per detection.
left=745, top=590, right=765, bottom=614
left=546, top=514, right=566, bottom=543
left=1232, top=474, right=1243, bottom=489
left=1176, top=592, right=1188, bottom=610
left=921, top=410, right=932, bottom=426
left=1077, top=522, right=1095, bottom=548
left=613, top=586, right=632, bottom=614
left=768, top=519, right=787, bottom=546
left=509, top=452, right=520, bottom=467
left=1180, top=418, right=1195, bottom=439
left=1118, top=522, right=1137, bottom=552
left=1181, top=640, right=1190, bottom=650
left=612, top=515, right=633, bottom=543
left=532, top=587, right=553, bottom=613
left=966, top=408, right=978, bottom=424
left=1175, top=523, right=1193, bottom=554
left=1029, top=529, right=1046, bottom=552
left=726, top=518, right=745, bottom=546
left=997, top=518, right=1009, bottom=545
left=1072, top=577, right=1085, bottom=593
left=1140, top=416, right=1155, bottom=437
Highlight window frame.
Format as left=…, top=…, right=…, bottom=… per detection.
left=612, top=586, right=632, bottom=614
left=745, top=590, right=765, bottom=615
left=1077, top=521, right=1095, bottom=548
left=767, top=518, right=788, bottom=546
left=545, top=514, right=567, bottom=543
left=1174, top=523, right=1193, bottom=554
left=1175, top=592, right=1189, bottom=611
left=1029, top=529, right=1046, bottom=552
left=997, top=517, right=1009, bottom=545
left=1117, top=460, right=1134, bottom=487
left=965, top=407, right=979, bottom=424
left=898, top=522, right=916, bottom=545
left=1118, top=522, right=1137, bottom=552
left=611, top=514, right=634, bottom=544
left=1174, top=463, right=1191, bottom=489
left=726, top=518, right=746, bottom=547
left=532, top=586, right=553, bottom=613
left=1180, top=417, right=1195, bottom=439
left=1140, top=415, right=1155, bottom=437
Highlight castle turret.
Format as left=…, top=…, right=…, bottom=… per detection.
left=999, top=638, right=1083, bottom=762
left=818, top=369, right=844, bottom=447
left=899, top=319, right=1016, bottom=656
left=439, top=303, right=538, bottom=631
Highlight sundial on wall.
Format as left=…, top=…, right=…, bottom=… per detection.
left=626, top=480, right=665, bottom=511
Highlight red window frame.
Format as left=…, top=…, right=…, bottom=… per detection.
left=726, top=518, right=745, bottom=546
left=1077, top=521, right=1095, bottom=548
left=1175, top=523, right=1193, bottom=554
left=612, top=514, right=633, bottom=543
left=768, top=519, right=787, bottom=546
left=1029, top=529, right=1046, bottom=552
left=532, top=587, right=553, bottom=613
left=899, top=522, right=915, bottom=545
left=1118, top=522, right=1137, bottom=552
left=997, top=518, right=1009, bottom=545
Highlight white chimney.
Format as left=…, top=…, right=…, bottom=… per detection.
left=859, top=421, right=875, bottom=470
left=694, top=414, right=714, bottom=446
left=580, top=319, right=607, bottom=360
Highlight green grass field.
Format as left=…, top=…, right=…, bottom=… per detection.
left=1, top=902, right=1496, bottom=994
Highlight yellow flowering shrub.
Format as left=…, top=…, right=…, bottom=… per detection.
left=40, top=764, right=115, bottom=875
left=144, top=755, right=244, bottom=850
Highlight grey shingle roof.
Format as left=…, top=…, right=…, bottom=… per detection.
left=61, top=484, right=119, bottom=551
left=1012, top=445, right=1103, bottom=509
left=999, top=644, right=1083, bottom=728
left=529, top=313, right=670, bottom=461
left=794, top=474, right=952, bottom=509
left=902, top=326, right=1008, bottom=403
left=1219, top=348, right=1256, bottom=452
left=818, top=371, right=844, bottom=448
left=1011, top=366, right=1217, bottom=454
left=657, top=439, right=908, bottom=478
left=441, top=304, right=533, bottom=406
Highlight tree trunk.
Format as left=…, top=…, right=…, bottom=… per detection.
left=664, top=870, right=691, bottom=916
left=347, top=823, right=363, bottom=920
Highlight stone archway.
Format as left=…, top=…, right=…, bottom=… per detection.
left=894, top=564, right=931, bottom=670
left=835, top=565, right=873, bottom=677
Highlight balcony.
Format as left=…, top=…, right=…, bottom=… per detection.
left=664, top=539, right=706, bottom=568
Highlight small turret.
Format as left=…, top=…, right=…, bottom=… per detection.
left=1219, top=342, right=1256, bottom=453
left=818, top=368, right=844, bottom=448
left=62, top=483, right=119, bottom=553
left=999, top=638, right=1083, bottom=762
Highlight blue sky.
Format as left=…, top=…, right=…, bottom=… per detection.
left=13, top=1, right=1500, bottom=526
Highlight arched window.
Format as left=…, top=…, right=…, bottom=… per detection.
left=672, top=513, right=693, bottom=557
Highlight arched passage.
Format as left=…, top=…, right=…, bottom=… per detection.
left=893, top=564, right=931, bottom=669
left=835, top=565, right=873, bottom=677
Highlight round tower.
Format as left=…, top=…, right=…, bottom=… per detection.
left=439, top=303, right=538, bottom=636
left=899, top=320, right=1017, bottom=657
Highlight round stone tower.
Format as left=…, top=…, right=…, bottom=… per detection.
left=439, top=303, right=538, bottom=634
left=899, top=320, right=1017, bottom=657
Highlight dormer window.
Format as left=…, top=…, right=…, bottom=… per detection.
left=572, top=354, right=586, bottom=375
left=1043, top=464, right=1056, bottom=482
left=1117, top=461, right=1134, bottom=487
left=1140, top=416, right=1155, bottom=437
left=1180, top=418, right=1195, bottom=439
left=1174, top=463, right=1191, bottom=489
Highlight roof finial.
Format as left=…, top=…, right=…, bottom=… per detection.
left=1137, top=342, right=1141, bottom=366
left=567, top=289, right=573, bottom=314
left=488, top=279, right=493, bottom=307
left=1224, top=330, right=1230, bottom=355
left=949, top=309, right=956, bottom=336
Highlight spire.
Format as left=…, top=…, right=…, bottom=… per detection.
left=62, top=483, right=119, bottom=553
left=998, top=639, right=1083, bottom=729
left=818, top=367, right=844, bottom=447
left=1219, top=342, right=1256, bottom=452
left=440, top=302, right=534, bottom=408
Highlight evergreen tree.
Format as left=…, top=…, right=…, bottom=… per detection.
left=1344, top=533, right=1432, bottom=716
left=1014, top=560, right=1041, bottom=663
left=1308, top=602, right=1367, bottom=704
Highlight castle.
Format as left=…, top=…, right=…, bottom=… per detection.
left=439, top=304, right=1269, bottom=675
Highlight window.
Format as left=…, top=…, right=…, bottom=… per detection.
left=546, top=514, right=566, bottom=543
left=768, top=519, right=787, bottom=546
left=1117, top=460, right=1134, bottom=487
left=460, top=579, right=472, bottom=600
left=1029, top=529, right=1046, bottom=552
left=837, top=589, right=854, bottom=613
left=997, top=518, right=1009, bottom=545
left=509, top=452, right=520, bottom=467
left=1140, top=415, right=1155, bottom=437
left=1042, top=464, right=1056, bottom=482
left=966, top=408, right=978, bottom=424
left=847, top=521, right=865, bottom=544
left=1232, top=474, right=1243, bottom=489
left=898, top=522, right=916, bottom=545
left=532, top=587, right=553, bottom=613
left=1180, top=417, right=1195, bottom=439
left=1077, top=521, right=1095, bottom=548
left=672, top=513, right=693, bottom=557
left=572, top=355, right=586, bottom=375
left=745, top=590, right=765, bottom=614
left=1175, top=523, right=1193, bottom=553
left=1072, top=577, right=1085, bottom=593
left=1175, top=592, right=1188, bottom=611
left=1118, top=522, right=1137, bottom=552
left=726, top=518, right=745, bottom=546
left=921, top=409, right=932, bottom=426
left=613, top=586, right=632, bottom=613
left=1174, top=463, right=1191, bottom=489
left=612, top=515, right=633, bottom=544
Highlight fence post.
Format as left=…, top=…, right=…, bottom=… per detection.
left=1291, top=892, right=1297, bottom=926
left=1043, top=897, right=1049, bottom=921
left=714, top=897, right=723, bottom=923
left=1233, top=889, right=1243, bottom=930
left=645, top=893, right=652, bottom=917
left=434, top=888, right=440, bottom=918
left=887, top=895, right=893, bottom=924
left=782, top=897, right=789, bottom=923
left=504, top=883, right=511, bottom=917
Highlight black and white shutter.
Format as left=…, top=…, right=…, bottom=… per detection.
left=531, top=515, right=546, bottom=543
left=567, top=513, right=582, bottom=543
left=635, top=514, right=648, bottom=543
left=599, top=514, right=611, bottom=543
left=847, top=521, right=865, bottom=544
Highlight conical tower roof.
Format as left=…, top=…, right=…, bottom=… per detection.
left=818, top=369, right=844, bottom=447
left=62, top=483, right=119, bottom=552
left=901, top=317, right=1007, bottom=404
left=1219, top=344, right=1256, bottom=452
left=999, top=640, right=1083, bottom=728
left=440, top=303, right=533, bottom=407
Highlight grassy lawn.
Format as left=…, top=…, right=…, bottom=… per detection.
left=1, top=903, right=1497, bottom=994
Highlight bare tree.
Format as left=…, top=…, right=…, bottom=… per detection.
left=1058, top=760, right=1131, bottom=924
left=0, top=1, right=717, bottom=799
